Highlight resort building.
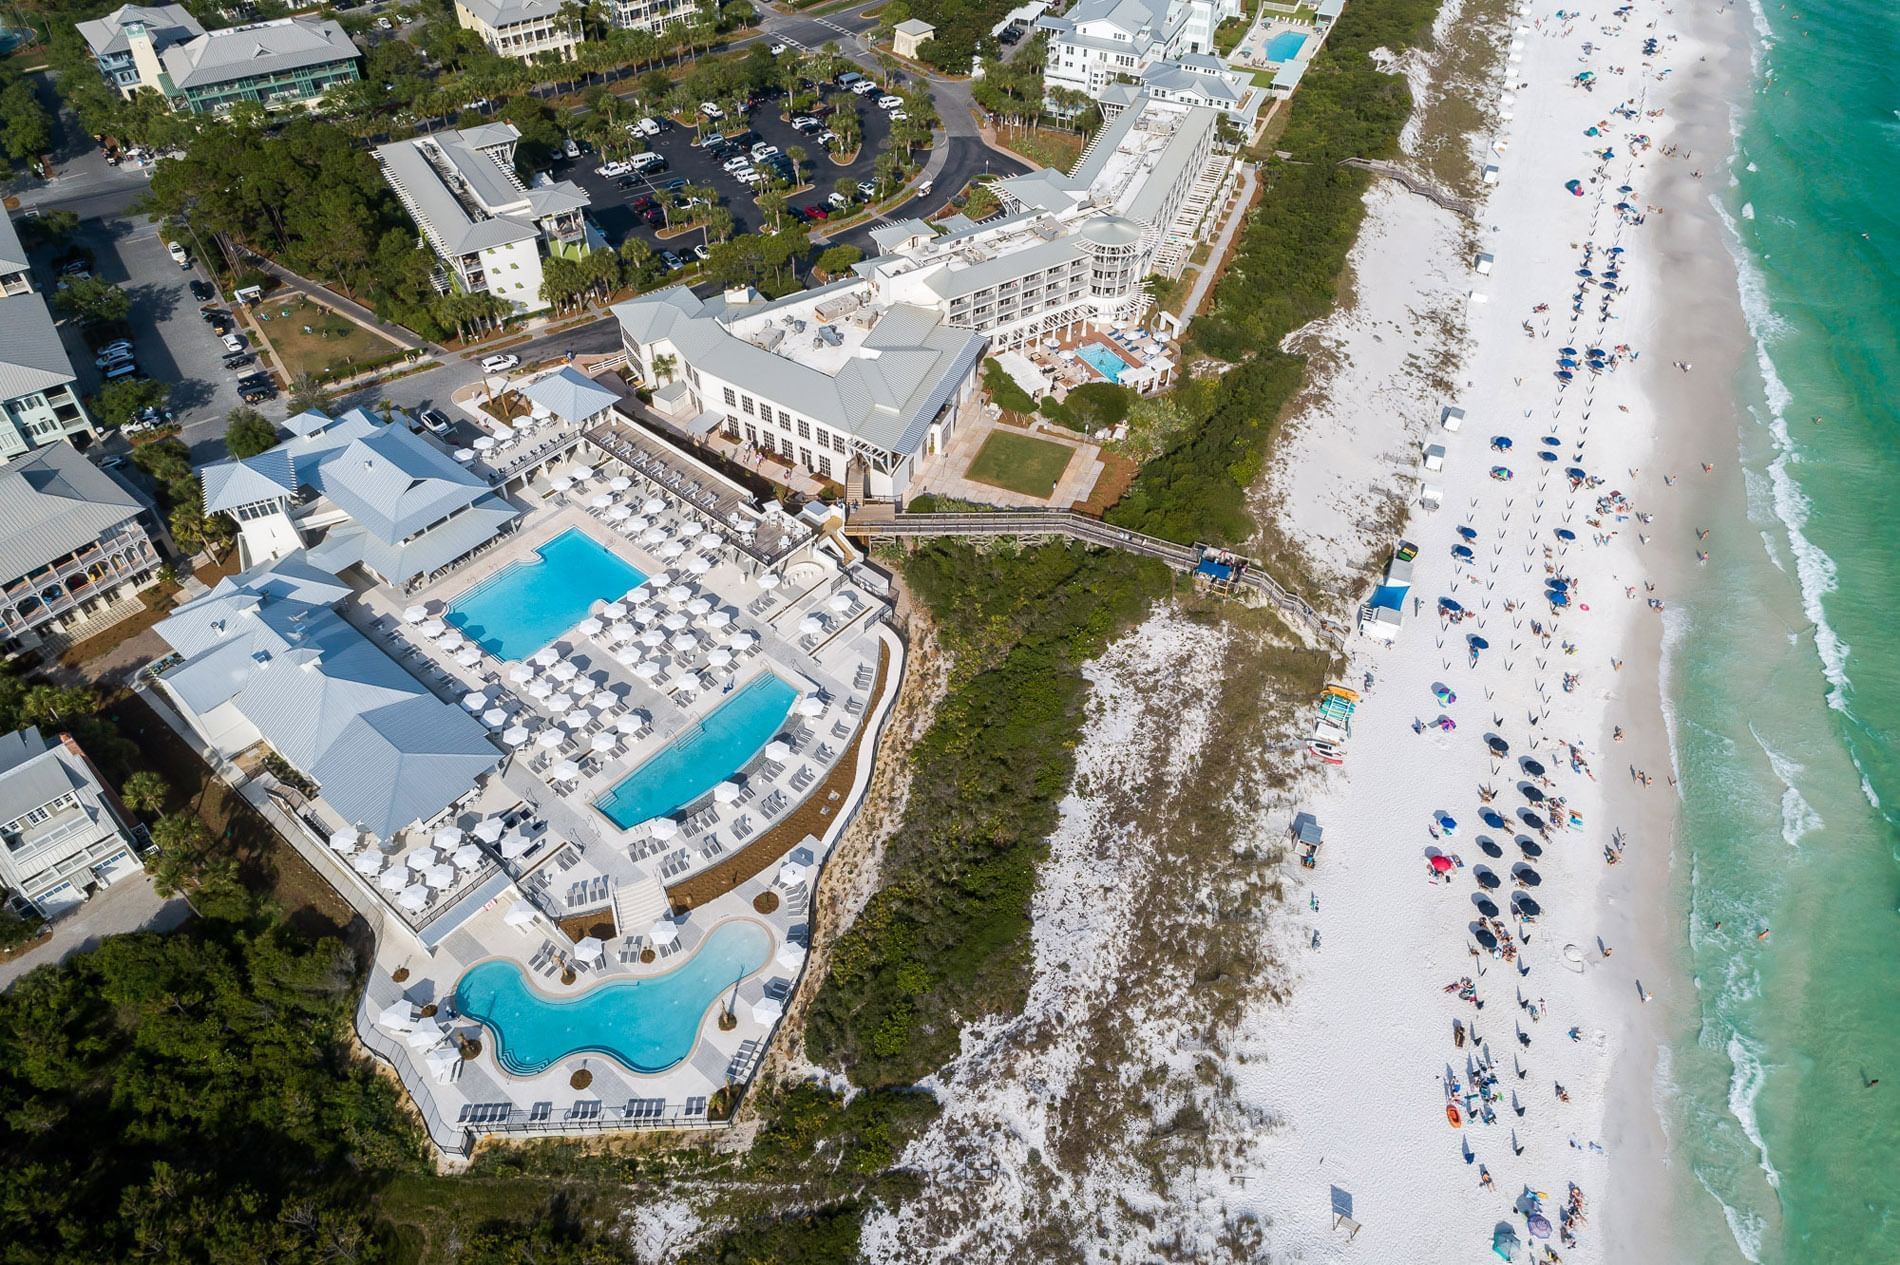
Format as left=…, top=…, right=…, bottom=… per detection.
left=1, top=294, right=96, bottom=460
left=0, top=213, right=32, bottom=297
left=0, top=727, right=141, bottom=918
left=199, top=406, right=522, bottom=590
left=0, top=442, right=163, bottom=653
left=892, top=17, right=935, bottom=58
left=613, top=284, right=986, bottom=499
left=77, top=5, right=362, bottom=114
left=453, top=0, right=580, bottom=62
left=1038, top=0, right=1262, bottom=129
left=376, top=125, right=593, bottom=314
left=605, top=0, right=693, bottom=34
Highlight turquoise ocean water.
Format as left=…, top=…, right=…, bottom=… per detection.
left=1662, top=1, right=1900, bottom=1260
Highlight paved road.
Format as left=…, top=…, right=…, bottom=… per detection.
left=0, top=873, right=191, bottom=991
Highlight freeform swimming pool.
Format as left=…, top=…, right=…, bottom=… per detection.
left=454, top=921, right=772, bottom=1075
left=446, top=528, right=645, bottom=660
left=594, top=673, right=799, bottom=829
left=1265, top=30, right=1308, bottom=62
left=1076, top=343, right=1128, bottom=384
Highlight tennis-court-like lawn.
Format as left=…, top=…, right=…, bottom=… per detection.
left=965, top=430, right=1075, bottom=499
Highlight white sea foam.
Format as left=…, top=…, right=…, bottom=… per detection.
left=1745, top=161, right=1759, bottom=172
left=1726, top=1032, right=1783, bottom=1192
left=1695, top=1161, right=1768, bottom=1265
left=1740, top=202, right=1755, bottom=220
left=1747, top=723, right=1822, bottom=847
left=1861, top=774, right=1881, bottom=810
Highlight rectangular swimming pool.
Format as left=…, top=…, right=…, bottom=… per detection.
left=1076, top=343, right=1128, bottom=384
left=1266, top=30, right=1308, bottom=62
left=594, top=673, right=799, bottom=829
left=446, top=528, right=645, bottom=660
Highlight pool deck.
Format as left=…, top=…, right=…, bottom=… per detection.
left=336, top=459, right=904, bottom=1158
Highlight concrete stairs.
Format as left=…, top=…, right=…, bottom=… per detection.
left=613, top=873, right=670, bottom=935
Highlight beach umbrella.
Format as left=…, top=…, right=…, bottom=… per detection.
left=1457, top=525, right=1478, bottom=541
left=1452, top=545, right=1475, bottom=560
left=764, top=739, right=790, bottom=761
left=591, top=732, right=618, bottom=754
left=1480, top=808, right=1507, bottom=830
left=827, top=592, right=855, bottom=613
left=640, top=628, right=666, bottom=648
left=1521, top=784, right=1546, bottom=803
left=550, top=475, right=574, bottom=492
left=1468, top=636, right=1490, bottom=651
left=634, top=660, right=662, bottom=679
left=777, top=859, right=809, bottom=887
left=642, top=497, right=666, bottom=515
left=590, top=493, right=614, bottom=510
left=549, top=760, right=582, bottom=782
left=642, top=525, right=669, bottom=545
left=1566, top=467, right=1587, bottom=480
left=501, top=831, right=534, bottom=859
left=1521, top=757, right=1547, bottom=777
left=1475, top=868, right=1501, bottom=891
left=545, top=693, right=574, bottom=715
left=536, top=728, right=566, bottom=750
left=797, top=615, right=824, bottom=637
left=1485, top=735, right=1510, bottom=756
left=425, top=1045, right=460, bottom=1084
left=473, top=435, right=496, bottom=452
left=1521, top=810, right=1548, bottom=832
left=1539, top=451, right=1559, bottom=462
left=617, top=713, right=645, bottom=734
left=461, top=690, right=487, bottom=711
left=455, top=647, right=481, bottom=668
left=576, top=616, right=604, bottom=637
left=609, top=476, right=632, bottom=492
left=328, top=826, right=358, bottom=852
left=514, top=416, right=536, bottom=432
left=614, top=647, right=641, bottom=666
left=602, top=601, right=628, bottom=621
left=571, top=464, right=594, bottom=480
left=662, top=612, right=689, bottom=632
left=1518, top=837, right=1543, bottom=859
left=502, top=724, right=532, bottom=747
left=686, top=596, right=712, bottom=616
left=574, top=935, right=605, bottom=963
left=482, top=707, right=508, bottom=728
left=646, top=817, right=679, bottom=841
left=1527, top=1212, right=1552, bottom=1240
left=431, top=825, right=462, bottom=851
left=713, top=780, right=741, bottom=803
left=1491, top=436, right=1513, bottom=450
left=1430, top=854, right=1453, bottom=874
left=756, top=572, right=781, bottom=591
left=1493, top=1224, right=1520, bottom=1260
left=1514, top=864, right=1542, bottom=887
left=531, top=646, right=560, bottom=668
left=610, top=621, right=638, bottom=642
left=708, top=648, right=732, bottom=668
left=439, top=630, right=467, bottom=652
left=665, top=584, right=693, bottom=604
left=1556, top=370, right=1575, bottom=382
left=398, top=885, right=430, bottom=912
left=423, top=863, right=454, bottom=889
left=797, top=696, right=824, bottom=718
left=473, top=818, right=506, bottom=843
left=624, top=516, right=650, bottom=533
left=507, top=661, right=535, bottom=685
left=589, top=688, right=618, bottom=711
left=402, top=604, right=429, bottom=624
left=406, top=849, right=436, bottom=872
left=375, top=1000, right=416, bottom=1031
left=352, top=850, right=385, bottom=876
left=1441, top=598, right=1463, bottom=613
left=1476, top=834, right=1503, bottom=859
left=550, top=660, right=580, bottom=682
left=379, top=867, right=409, bottom=893
left=1439, top=815, right=1459, bottom=835
left=405, top=1021, right=445, bottom=1050
left=687, top=556, right=713, bottom=575
left=632, top=604, right=658, bottom=625
left=728, top=632, right=756, bottom=651
left=527, top=678, right=554, bottom=700
left=1513, top=893, right=1543, bottom=918
left=706, top=610, right=731, bottom=630
left=697, top=532, right=723, bottom=550
left=504, top=899, right=538, bottom=927
left=420, top=618, right=447, bottom=638
left=648, top=918, right=679, bottom=945
left=453, top=843, right=483, bottom=869
left=751, top=996, right=785, bottom=1024
left=669, top=631, right=697, bottom=653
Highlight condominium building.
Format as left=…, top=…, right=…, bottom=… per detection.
left=454, top=0, right=580, bottom=62
left=0, top=213, right=32, bottom=297
left=613, top=284, right=986, bottom=499
left=608, top=0, right=693, bottom=34
left=1, top=294, right=97, bottom=461
left=0, top=442, right=163, bottom=653
left=1039, top=0, right=1261, bottom=128
left=77, top=5, right=361, bottom=114
left=0, top=727, right=141, bottom=918
left=376, top=125, right=593, bottom=314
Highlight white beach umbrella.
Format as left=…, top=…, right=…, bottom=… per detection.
left=609, top=476, right=633, bottom=492
left=646, top=817, right=679, bottom=841
left=527, top=678, right=554, bottom=699
left=658, top=541, right=686, bottom=560
left=712, top=780, right=741, bottom=804
left=662, top=612, right=689, bottom=632
left=398, top=885, right=430, bottom=912
left=502, top=724, right=532, bottom=746
left=573, top=935, right=605, bottom=962
left=610, top=622, right=638, bottom=642
left=706, top=610, right=732, bottom=630
left=669, top=633, right=697, bottom=654
left=507, top=661, right=536, bottom=684
left=591, top=732, right=619, bottom=755
left=504, top=899, right=538, bottom=927
left=328, top=826, right=358, bottom=852
left=602, top=601, right=628, bottom=620
left=686, top=556, right=712, bottom=576
left=590, top=492, right=614, bottom=510
left=405, top=1021, right=445, bottom=1050
left=570, top=463, right=594, bottom=480
left=646, top=569, right=672, bottom=588
left=531, top=647, right=560, bottom=668
left=454, top=447, right=476, bottom=462
left=402, top=604, right=429, bottom=624
left=589, top=688, right=618, bottom=711
left=640, top=628, right=666, bottom=648
left=424, top=863, right=455, bottom=889
left=775, top=940, right=807, bottom=970
left=473, top=818, right=506, bottom=843
left=379, top=867, right=409, bottom=893
left=763, top=740, right=790, bottom=761
left=728, top=632, right=756, bottom=652
left=641, top=526, right=668, bottom=545
left=551, top=475, right=574, bottom=492
left=462, top=690, right=488, bottom=711
left=756, top=572, right=781, bottom=591
left=375, top=1000, right=417, bottom=1031
left=750, top=996, right=785, bottom=1024
left=797, top=696, right=824, bottom=718
left=473, top=435, right=496, bottom=452
left=685, top=597, right=713, bottom=616
left=452, top=843, right=483, bottom=869
left=536, top=728, right=566, bottom=750
left=606, top=503, right=632, bottom=522
left=616, top=713, right=645, bottom=734
left=575, top=616, right=604, bottom=638
left=634, top=660, right=662, bottom=679
left=631, top=604, right=658, bottom=625
left=697, top=532, right=723, bottom=550
left=665, top=584, right=693, bottom=604
left=642, top=497, right=666, bottom=515
left=777, top=859, right=809, bottom=887
left=431, top=825, right=462, bottom=851
left=614, top=647, right=642, bottom=666
left=425, top=1045, right=460, bottom=1083
left=545, top=693, right=574, bottom=715
left=419, top=618, right=447, bottom=637
left=455, top=647, right=481, bottom=668
left=648, top=918, right=679, bottom=944
left=797, top=615, right=824, bottom=637
left=438, top=630, right=467, bottom=652
left=407, top=849, right=436, bottom=871
left=482, top=707, right=508, bottom=728
left=550, top=660, right=580, bottom=682
left=513, top=417, right=536, bottom=433
left=352, top=850, right=386, bottom=876
left=827, top=592, right=855, bottom=613
left=624, top=516, right=650, bottom=534
left=501, top=830, right=534, bottom=859
left=707, top=647, right=732, bottom=668
left=550, top=759, right=582, bottom=782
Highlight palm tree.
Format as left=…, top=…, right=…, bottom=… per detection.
left=785, top=143, right=808, bottom=189
left=652, top=352, right=678, bottom=384
left=120, top=771, right=170, bottom=817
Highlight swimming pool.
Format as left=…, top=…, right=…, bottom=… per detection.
left=1266, top=30, right=1308, bottom=62
left=595, top=673, right=799, bottom=829
left=454, top=921, right=771, bottom=1075
left=1076, top=343, right=1128, bottom=384
left=447, top=529, right=645, bottom=660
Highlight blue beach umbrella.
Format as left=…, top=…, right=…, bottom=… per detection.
left=1468, top=635, right=1490, bottom=650
left=1457, top=525, right=1479, bottom=540
left=1539, top=451, right=1559, bottom=462
left=1555, top=528, right=1577, bottom=541
left=1453, top=544, right=1475, bottom=560
left=1566, top=467, right=1587, bottom=479
left=1492, top=435, right=1514, bottom=450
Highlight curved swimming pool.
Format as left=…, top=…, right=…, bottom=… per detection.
left=454, top=921, right=772, bottom=1075
left=594, top=673, right=798, bottom=829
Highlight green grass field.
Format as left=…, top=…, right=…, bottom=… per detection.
left=966, top=430, right=1074, bottom=499
left=255, top=295, right=404, bottom=382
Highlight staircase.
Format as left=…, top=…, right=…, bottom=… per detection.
left=613, top=873, right=669, bottom=935
left=1153, top=151, right=1234, bottom=277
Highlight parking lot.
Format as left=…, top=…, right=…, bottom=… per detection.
left=553, top=84, right=905, bottom=258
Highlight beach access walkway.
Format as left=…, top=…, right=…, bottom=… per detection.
left=845, top=507, right=1343, bottom=644
left=1338, top=158, right=1476, bottom=219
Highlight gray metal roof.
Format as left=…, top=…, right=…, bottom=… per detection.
left=1122, top=107, right=1216, bottom=227
left=305, top=496, right=518, bottom=588
left=200, top=450, right=298, bottom=513
left=922, top=235, right=1083, bottom=299
left=159, top=17, right=359, bottom=91
left=0, top=726, right=48, bottom=778
left=76, top=3, right=203, bottom=57
left=312, top=423, right=497, bottom=544
left=0, top=442, right=145, bottom=584
left=893, top=18, right=934, bottom=34
left=456, top=0, right=568, bottom=29
left=613, top=287, right=986, bottom=457
left=155, top=553, right=498, bottom=838
left=0, top=729, right=93, bottom=826
left=0, top=212, right=27, bottom=277
left=519, top=367, right=618, bottom=424
left=0, top=293, right=79, bottom=402
left=375, top=128, right=569, bottom=257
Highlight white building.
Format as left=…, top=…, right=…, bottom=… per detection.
left=375, top=124, right=592, bottom=314
left=453, top=0, right=580, bottom=61
left=1, top=295, right=97, bottom=461
left=613, top=284, right=987, bottom=500
left=77, top=5, right=361, bottom=114
left=858, top=98, right=1224, bottom=346
left=0, top=213, right=32, bottom=297
left=0, top=727, right=141, bottom=918
left=1039, top=0, right=1261, bottom=128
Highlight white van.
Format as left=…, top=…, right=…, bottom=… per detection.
left=628, top=152, right=667, bottom=172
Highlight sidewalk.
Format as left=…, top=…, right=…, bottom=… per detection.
left=247, top=257, right=442, bottom=357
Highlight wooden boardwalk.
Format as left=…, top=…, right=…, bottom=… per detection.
left=1339, top=158, right=1477, bottom=219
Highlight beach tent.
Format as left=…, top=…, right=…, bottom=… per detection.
left=1421, top=443, right=1446, bottom=472
left=1440, top=405, right=1466, bottom=432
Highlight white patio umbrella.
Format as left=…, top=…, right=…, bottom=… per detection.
left=751, top=996, right=785, bottom=1023
left=669, top=631, right=697, bottom=653
left=406, top=849, right=436, bottom=871
left=379, top=867, right=409, bottom=893
left=574, top=935, right=605, bottom=963
left=658, top=541, right=686, bottom=560
left=431, top=825, right=462, bottom=851
left=605, top=504, right=631, bottom=522
left=473, top=435, right=496, bottom=452
left=455, top=647, right=481, bottom=668
left=775, top=940, right=807, bottom=970
left=502, top=724, right=532, bottom=746
left=706, top=610, right=732, bottom=630
left=527, top=678, right=555, bottom=699
left=707, top=648, right=732, bottom=669
left=616, top=713, right=645, bottom=734
left=661, top=612, right=689, bottom=632
left=686, top=556, right=713, bottom=576
left=452, top=843, right=482, bottom=869
left=398, top=885, right=430, bottom=912
left=685, top=597, right=712, bottom=616
left=503, top=899, right=538, bottom=927
left=454, top=447, right=476, bottom=462
left=419, top=618, right=447, bottom=637
left=646, top=817, right=679, bottom=841
left=531, top=646, right=560, bottom=668
left=639, top=628, right=666, bottom=648
left=590, top=492, right=614, bottom=510
left=501, top=830, right=534, bottom=859
left=352, top=850, right=386, bottom=876
left=827, top=592, right=855, bottom=613
left=425, top=1045, right=460, bottom=1083
left=575, top=616, right=604, bottom=638
left=634, top=660, right=662, bottom=679
left=424, top=863, right=455, bottom=889
left=641, top=526, right=668, bottom=545
left=602, top=601, right=627, bottom=620
left=376, top=1000, right=417, bottom=1030
left=609, top=476, right=633, bottom=492
left=550, top=475, right=574, bottom=492
left=513, top=416, right=536, bottom=432
left=549, top=759, right=582, bottom=782
left=570, top=463, right=594, bottom=480
left=728, top=632, right=756, bottom=652
left=404, top=1021, right=445, bottom=1050
left=536, top=728, right=566, bottom=750
left=507, top=661, right=535, bottom=685
left=641, top=497, right=666, bottom=515
left=472, top=818, right=506, bottom=843
left=646, top=569, right=673, bottom=588
left=590, top=732, right=618, bottom=755
left=327, top=826, right=358, bottom=852
left=756, top=572, right=781, bottom=591
left=697, top=532, right=723, bottom=550
left=589, top=688, right=618, bottom=711
left=550, top=660, right=580, bottom=682
left=763, top=740, right=790, bottom=761
left=462, top=690, right=488, bottom=711
left=613, top=647, right=641, bottom=666
left=712, top=780, right=741, bottom=803
left=631, top=604, right=659, bottom=625
left=777, top=859, right=809, bottom=887
left=665, top=584, right=693, bottom=604
left=610, top=622, right=638, bottom=642
left=545, top=693, right=574, bottom=715
left=482, top=707, right=508, bottom=728
left=797, top=696, right=825, bottom=718
left=624, top=516, right=650, bottom=533
left=647, top=918, right=679, bottom=944
left=797, top=615, right=824, bottom=637
left=402, top=604, right=429, bottom=624
left=438, top=630, right=467, bottom=652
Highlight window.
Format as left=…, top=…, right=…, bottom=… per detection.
left=777, top=408, right=791, bottom=426
left=779, top=435, right=794, bottom=458
left=799, top=446, right=812, bottom=467
left=722, top=386, right=736, bottom=406
left=796, top=419, right=810, bottom=440
left=815, top=426, right=831, bottom=447
left=818, top=455, right=833, bottom=477
left=744, top=423, right=758, bottom=444
left=742, top=396, right=755, bottom=415
left=832, top=432, right=847, bottom=453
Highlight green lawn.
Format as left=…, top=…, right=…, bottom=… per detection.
left=966, top=430, right=1075, bottom=499
left=253, top=294, right=404, bottom=382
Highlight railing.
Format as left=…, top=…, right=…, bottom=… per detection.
left=353, top=987, right=476, bottom=1159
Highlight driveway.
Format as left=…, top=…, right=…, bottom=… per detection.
left=0, top=872, right=191, bottom=991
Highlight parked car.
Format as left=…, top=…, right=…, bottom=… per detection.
left=419, top=407, right=453, bottom=436
left=721, top=155, right=753, bottom=173
left=200, top=305, right=229, bottom=323
left=768, top=42, right=787, bottom=54
left=95, top=338, right=133, bottom=356
left=699, top=101, right=723, bottom=119
left=94, top=347, right=134, bottom=368
left=792, top=115, right=819, bottom=131
left=877, top=95, right=902, bottom=109
left=917, top=179, right=934, bottom=196
left=635, top=117, right=661, bottom=136
left=889, top=109, right=908, bottom=121
left=222, top=353, right=255, bottom=370
left=189, top=279, right=215, bottom=301
left=818, top=129, right=840, bottom=145
left=127, top=405, right=175, bottom=429
left=167, top=240, right=189, bottom=267
left=642, top=206, right=667, bottom=227
left=628, top=152, right=667, bottom=173
left=479, top=353, right=520, bottom=373
left=596, top=160, right=630, bottom=177
left=660, top=251, right=685, bottom=270
left=562, top=137, right=579, bottom=158
left=102, top=361, right=141, bottom=382
left=851, top=80, right=878, bottom=95
left=803, top=204, right=829, bottom=221
left=751, top=143, right=778, bottom=160
left=858, top=179, right=877, bottom=197
left=827, top=191, right=851, bottom=208
left=693, top=243, right=711, bottom=261
left=220, top=332, right=246, bottom=353
left=239, top=383, right=275, bottom=403
left=236, top=372, right=273, bottom=391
